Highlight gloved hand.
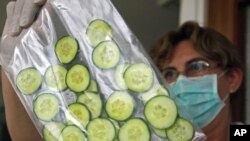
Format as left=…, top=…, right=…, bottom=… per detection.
left=1, top=1, right=26, bottom=67
left=1, top=0, right=50, bottom=68
left=6, top=0, right=47, bottom=36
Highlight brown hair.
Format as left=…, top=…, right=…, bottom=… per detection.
left=150, top=21, right=242, bottom=72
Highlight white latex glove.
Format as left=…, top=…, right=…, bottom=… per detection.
left=1, top=1, right=51, bottom=68
left=1, top=2, right=26, bottom=67
left=7, top=0, right=47, bottom=36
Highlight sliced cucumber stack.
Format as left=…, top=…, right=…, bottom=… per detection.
left=16, top=67, right=42, bottom=95
left=45, top=65, right=67, bottom=91
left=144, top=95, right=177, bottom=129
left=59, top=125, right=87, bottom=141
left=115, top=63, right=130, bottom=90
left=77, top=92, right=103, bottom=119
left=43, top=121, right=66, bottom=141
left=166, top=117, right=194, bottom=141
left=118, top=118, right=150, bottom=141
left=87, top=118, right=116, bottom=141
left=55, top=36, right=78, bottom=64
left=13, top=17, right=197, bottom=141
left=66, top=103, right=90, bottom=128
left=66, top=64, right=90, bottom=92
left=33, top=93, right=60, bottom=121
left=92, top=41, right=120, bottom=69
left=86, top=19, right=113, bottom=47
left=124, top=63, right=153, bottom=93
left=105, top=91, right=135, bottom=121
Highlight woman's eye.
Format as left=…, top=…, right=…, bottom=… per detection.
left=188, top=61, right=210, bottom=73
left=192, top=63, right=205, bottom=71
left=164, top=69, right=177, bottom=80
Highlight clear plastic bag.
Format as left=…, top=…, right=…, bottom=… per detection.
left=0, top=0, right=207, bottom=140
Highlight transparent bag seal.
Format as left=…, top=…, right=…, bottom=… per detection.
left=0, top=0, right=207, bottom=140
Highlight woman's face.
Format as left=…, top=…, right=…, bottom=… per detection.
left=163, top=40, right=231, bottom=101
left=163, top=39, right=243, bottom=138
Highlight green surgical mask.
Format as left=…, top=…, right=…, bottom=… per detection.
left=170, top=74, right=227, bottom=128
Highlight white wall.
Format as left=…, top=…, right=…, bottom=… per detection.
left=179, top=0, right=208, bottom=26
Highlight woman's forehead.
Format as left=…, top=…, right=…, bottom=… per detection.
left=164, top=40, right=204, bottom=69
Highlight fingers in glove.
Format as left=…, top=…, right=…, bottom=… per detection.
left=20, top=0, right=40, bottom=27
left=2, top=1, right=16, bottom=36
left=34, top=0, right=47, bottom=6
left=10, top=0, right=25, bottom=36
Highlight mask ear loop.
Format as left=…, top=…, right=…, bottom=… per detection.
left=217, top=69, right=230, bottom=102
left=222, top=93, right=230, bottom=102
left=218, top=69, right=229, bottom=78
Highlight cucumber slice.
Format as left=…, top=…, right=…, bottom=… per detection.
left=92, top=41, right=120, bottom=69
left=110, top=118, right=120, bottom=130
left=115, top=63, right=130, bottom=90
left=152, top=127, right=167, bottom=138
left=43, top=121, right=65, bottom=141
left=109, top=118, right=120, bottom=137
left=45, top=65, right=67, bottom=91
left=105, top=91, right=135, bottom=121
left=87, top=118, right=116, bottom=141
left=59, top=125, right=87, bottom=141
left=124, top=63, right=153, bottom=93
left=118, top=118, right=150, bottom=141
left=16, top=67, right=42, bottom=95
left=66, top=64, right=90, bottom=92
left=66, top=103, right=90, bottom=128
left=86, top=19, right=113, bottom=47
left=55, top=36, right=78, bottom=64
left=34, top=93, right=60, bottom=121
left=77, top=92, right=103, bottom=119
left=86, top=79, right=99, bottom=92
left=155, top=85, right=169, bottom=96
left=166, top=117, right=194, bottom=141
left=144, top=95, right=177, bottom=129
left=141, top=85, right=170, bottom=103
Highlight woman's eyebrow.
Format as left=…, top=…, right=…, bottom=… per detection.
left=185, top=57, right=208, bottom=66
left=161, top=66, right=176, bottom=72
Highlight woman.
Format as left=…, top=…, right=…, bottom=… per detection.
left=150, top=21, right=243, bottom=140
